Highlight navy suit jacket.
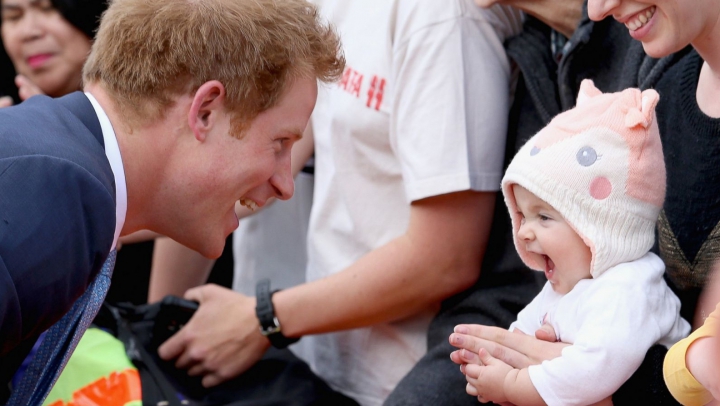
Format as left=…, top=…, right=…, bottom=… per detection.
left=0, top=92, right=116, bottom=385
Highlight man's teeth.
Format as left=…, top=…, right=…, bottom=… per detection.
left=240, top=198, right=257, bottom=211
left=626, top=6, right=655, bottom=31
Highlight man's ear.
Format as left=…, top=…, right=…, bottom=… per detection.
left=188, top=80, right=226, bottom=141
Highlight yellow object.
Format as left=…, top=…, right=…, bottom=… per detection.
left=664, top=303, right=719, bottom=406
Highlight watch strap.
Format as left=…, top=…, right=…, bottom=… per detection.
left=255, top=279, right=300, bottom=348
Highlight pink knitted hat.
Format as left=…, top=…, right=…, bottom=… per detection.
left=502, top=80, right=665, bottom=278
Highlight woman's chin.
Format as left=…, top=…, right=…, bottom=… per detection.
left=641, top=38, right=686, bottom=60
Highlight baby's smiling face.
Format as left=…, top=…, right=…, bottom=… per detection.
left=512, top=184, right=593, bottom=294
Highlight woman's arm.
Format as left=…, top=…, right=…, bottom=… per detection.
left=474, top=0, right=583, bottom=38
left=450, top=324, right=568, bottom=369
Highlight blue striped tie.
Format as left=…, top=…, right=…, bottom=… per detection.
left=7, top=250, right=116, bottom=406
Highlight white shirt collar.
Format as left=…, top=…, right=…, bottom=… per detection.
left=84, top=92, right=127, bottom=251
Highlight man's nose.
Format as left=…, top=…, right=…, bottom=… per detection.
left=270, top=163, right=294, bottom=201
left=587, top=0, right=621, bottom=22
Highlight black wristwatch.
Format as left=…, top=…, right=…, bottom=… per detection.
left=255, top=279, right=300, bottom=348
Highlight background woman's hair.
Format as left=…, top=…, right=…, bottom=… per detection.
left=50, top=0, right=108, bottom=39
left=0, top=48, right=15, bottom=102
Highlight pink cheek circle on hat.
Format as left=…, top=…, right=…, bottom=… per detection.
left=589, top=177, right=612, bottom=200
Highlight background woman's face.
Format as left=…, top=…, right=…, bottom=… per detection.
left=1, top=0, right=91, bottom=97
left=588, top=0, right=710, bottom=58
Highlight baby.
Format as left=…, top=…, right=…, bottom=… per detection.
left=456, top=80, right=691, bottom=406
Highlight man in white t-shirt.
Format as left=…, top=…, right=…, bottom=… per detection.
left=158, top=1, right=523, bottom=404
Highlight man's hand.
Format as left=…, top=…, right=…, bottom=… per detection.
left=462, top=349, right=514, bottom=404
left=157, top=284, right=271, bottom=387
left=449, top=324, right=568, bottom=369
left=15, top=75, right=44, bottom=101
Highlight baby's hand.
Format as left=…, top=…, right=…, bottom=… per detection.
left=450, top=328, right=533, bottom=366
left=463, top=348, right=514, bottom=404
left=534, top=323, right=558, bottom=342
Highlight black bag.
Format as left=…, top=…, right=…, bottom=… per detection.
left=93, top=299, right=359, bottom=406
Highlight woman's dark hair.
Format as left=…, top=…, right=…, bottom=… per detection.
left=0, top=0, right=108, bottom=102
left=50, top=0, right=108, bottom=39
left=0, top=47, right=15, bottom=101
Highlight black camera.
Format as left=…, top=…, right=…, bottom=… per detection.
left=151, top=295, right=199, bottom=348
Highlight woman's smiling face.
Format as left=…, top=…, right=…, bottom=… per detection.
left=587, top=0, right=715, bottom=58
left=1, top=0, right=91, bottom=96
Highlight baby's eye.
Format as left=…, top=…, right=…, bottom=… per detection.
left=539, top=214, right=550, bottom=221
left=577, top=146, right=598, bottom=167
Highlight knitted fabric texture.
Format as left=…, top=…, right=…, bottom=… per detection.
left=502, top=79, right=664, bottom=278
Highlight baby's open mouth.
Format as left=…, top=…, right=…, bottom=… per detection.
left=544, top=255, right=555, bottom=282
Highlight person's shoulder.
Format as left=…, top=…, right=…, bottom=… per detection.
left=0, top=154, right=116, bottom=289
left=0, top=94, right=113, bottom=192
left=394, top=0, right=522, bottom=37
left=0, top=154, right=116, bottom=230
left=0, top=94, right=55, bottom=128
left=465, top=2, right=524, bottom=37
left=0, top=95, right=75, bottom=151
left=653, top=48, right=701, bottom=95
left=0, top=113, right=116, bottom=255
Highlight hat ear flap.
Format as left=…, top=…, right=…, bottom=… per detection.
left=576, top=79, right=603, bottom=106
left=625, top=89, right=660, bottom=129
